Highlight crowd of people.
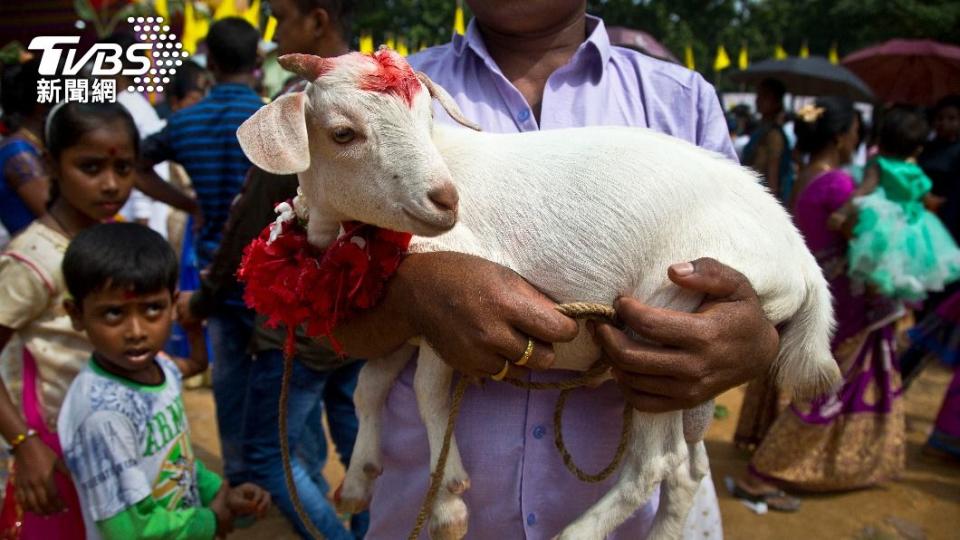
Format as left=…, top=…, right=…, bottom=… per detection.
left=0, top=0, right=957, bottom=539
left=731, top=89, right=960, bottom=509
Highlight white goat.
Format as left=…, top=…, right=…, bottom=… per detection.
left=237, top=50, right=841, bottom=540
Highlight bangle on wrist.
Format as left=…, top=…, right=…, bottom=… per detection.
left=9, top=429, right=37, bottom=451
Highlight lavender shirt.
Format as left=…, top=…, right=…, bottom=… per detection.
left=367, top=16, right=735, bottom=539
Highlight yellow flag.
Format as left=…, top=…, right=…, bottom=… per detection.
left=213, top=0, right=241, bottom=19
left=684, top=44, right=695, bottom=70
left=386, top=33, right=396, bottom=51
left=359, top=32, right=374, bottom=54
left=263, top=16, right=277, bottom=43
left=799, top=40, right=809, bottom=58
left=738, top=44, right=748, bottom=70
left=828, top=42, right=839, bottom=64
left=453, top=3, right=466, bottom=35
left=714, top=44, right=731, bottom=71
left=242, top=0, right=260, bottom=29
left=774, top=44, right=788, bottom=60
left=397, top=37, right=409, bottom=57
left=155, top=0, right=169, bottom=20
left=182, top=1, right=210, bottom=54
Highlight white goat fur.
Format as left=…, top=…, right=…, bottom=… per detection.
left=237, top=51, right=841, bottom=540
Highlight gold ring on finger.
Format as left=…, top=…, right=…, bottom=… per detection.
left=491, top=360, right=510, bottom=381
left=515, top=338, right=534, bottom=367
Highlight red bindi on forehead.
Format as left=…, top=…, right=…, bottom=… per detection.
left=122, top=289, right=138, bottom=300
left=357, top=50, right=421, bottom=107
left=107, top=146, right=117, bottom=156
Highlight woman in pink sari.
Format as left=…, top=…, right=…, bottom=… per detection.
left=734, top=97, right=906, bottom=508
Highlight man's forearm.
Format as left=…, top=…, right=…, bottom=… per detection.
left=330, top=255, right=421, bottom=357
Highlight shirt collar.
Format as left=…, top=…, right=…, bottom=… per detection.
left=453, top=14, right=612, bottom=73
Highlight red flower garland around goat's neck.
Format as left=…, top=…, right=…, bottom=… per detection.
left=237, top=213, right=412, bottom=358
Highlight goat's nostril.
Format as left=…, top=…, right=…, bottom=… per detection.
left=427, top=185, right=459, bottom=213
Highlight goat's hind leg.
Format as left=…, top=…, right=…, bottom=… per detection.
left=557, top=412, right=686, bottom=540
left=646, top=441, right=709, bottom=540
left=337, top=345, right=413, bottom=514
left=414, top=345, right=471, bottom=540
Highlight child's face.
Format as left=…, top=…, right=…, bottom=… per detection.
left=66, top=286, right=175, bottom=375
left=55, top=121, right=136, bottom=222
left=934, top=106, right=959, bottom=141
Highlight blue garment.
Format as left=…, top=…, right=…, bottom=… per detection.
left=207, top=306, right=255, bottom=485
left=241, top=350, right=367, bottom=540
left=0, top=138, right=41, bottom=235
left=142, top=83, right=263, bottom=268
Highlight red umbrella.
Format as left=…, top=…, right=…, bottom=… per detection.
left=842, top=39, right=960, bottom=106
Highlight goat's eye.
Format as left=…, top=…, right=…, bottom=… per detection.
left=331, top=127, right=355, bottom=144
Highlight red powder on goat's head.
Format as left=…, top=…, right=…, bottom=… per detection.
left=358, top=49, right=422, bottom=107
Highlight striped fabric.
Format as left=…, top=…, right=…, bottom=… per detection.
left=144, top=83, right=263, bottom=268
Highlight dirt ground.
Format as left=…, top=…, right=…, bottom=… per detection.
left=184, top=363, right=960, bottom=540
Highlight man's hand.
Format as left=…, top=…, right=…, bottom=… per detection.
left=396, top=252, right=579, bottom=379
left=176, top=291, right=201, bottom=327
left=591, top=258, right=779, bottom=413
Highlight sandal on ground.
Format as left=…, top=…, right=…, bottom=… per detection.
left=732, top=481, right=801, bottom=512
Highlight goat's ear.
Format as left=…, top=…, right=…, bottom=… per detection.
left=415, top=71, right=481, bottom=131
left=237, top=92, right=310, bottom=174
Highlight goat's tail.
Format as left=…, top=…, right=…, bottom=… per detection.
left=774, top=256, right=842, bottom=402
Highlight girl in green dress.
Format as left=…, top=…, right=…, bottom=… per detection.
left=829, top=106, right=960, bottom=301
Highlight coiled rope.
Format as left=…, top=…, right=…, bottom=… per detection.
left=278, top=302, right=630, bottom=540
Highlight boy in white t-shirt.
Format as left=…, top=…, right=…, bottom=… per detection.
left=57, top=222, right=270, bottom=539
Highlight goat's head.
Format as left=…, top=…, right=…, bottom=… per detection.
left=237, top=48, right=479, bottom=246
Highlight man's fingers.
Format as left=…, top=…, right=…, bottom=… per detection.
left=493, top=333, right=555, bottom=371
left=508, top=297, right=579, bottom=345
left=592, top=322, right=695, bottom=377
left=612, top=370, right=701, bottom=407
left=620, top=388, right=685, bottom=414
left=667, top=258, right=754, bottom=301
left=611, top=298, right=709, bottom=349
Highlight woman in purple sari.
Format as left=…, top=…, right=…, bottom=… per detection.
left=735, top=97, right=906, bottom=507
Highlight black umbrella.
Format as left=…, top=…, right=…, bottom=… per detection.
left=730, top=56, right=875, bottom=102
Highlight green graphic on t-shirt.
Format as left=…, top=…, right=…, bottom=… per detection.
left=144, top=397, right=187, bottom=457
left=151, top=430, right=195, bottom=510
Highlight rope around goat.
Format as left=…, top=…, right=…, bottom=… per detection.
left=407, top=302, right=631, bottom=539
left=277, top=302, right=630, bottom=540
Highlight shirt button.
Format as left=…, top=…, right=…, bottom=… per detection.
left=527, top=513, right=537, bottom=526
left=517, top=108, right=530, bottom=122
left=532, top=425, right=546, bottom=439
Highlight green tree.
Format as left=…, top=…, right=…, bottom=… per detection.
left=345, top=0, right=959, bottom=85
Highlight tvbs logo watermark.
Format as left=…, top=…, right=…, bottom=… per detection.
left=28, top=16, right=190, bottom=104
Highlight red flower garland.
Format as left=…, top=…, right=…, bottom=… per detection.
left=238, top=215, right=412, bottom=357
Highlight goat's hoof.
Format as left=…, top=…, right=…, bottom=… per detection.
left=335, top=494, right=370, bottom=515
left=445, top=477, right=471, bottom=495
left=429, top=497, right=468, bottom=540
left=334, top=479, right=373, bottom=514
left=363, top=462, right=383, bottom=478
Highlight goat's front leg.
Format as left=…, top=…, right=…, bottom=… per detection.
left=414, top=345, right=470, bottom=540
left=337, top=345, right=413, bottom=514
left=557, top=411, right=687, bottom=540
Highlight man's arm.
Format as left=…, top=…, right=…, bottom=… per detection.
left=333, top=252, right=579, bottom=379
left=137, top=129, right=199, bottom=215
left=591, top=259, right=778, bottom=412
